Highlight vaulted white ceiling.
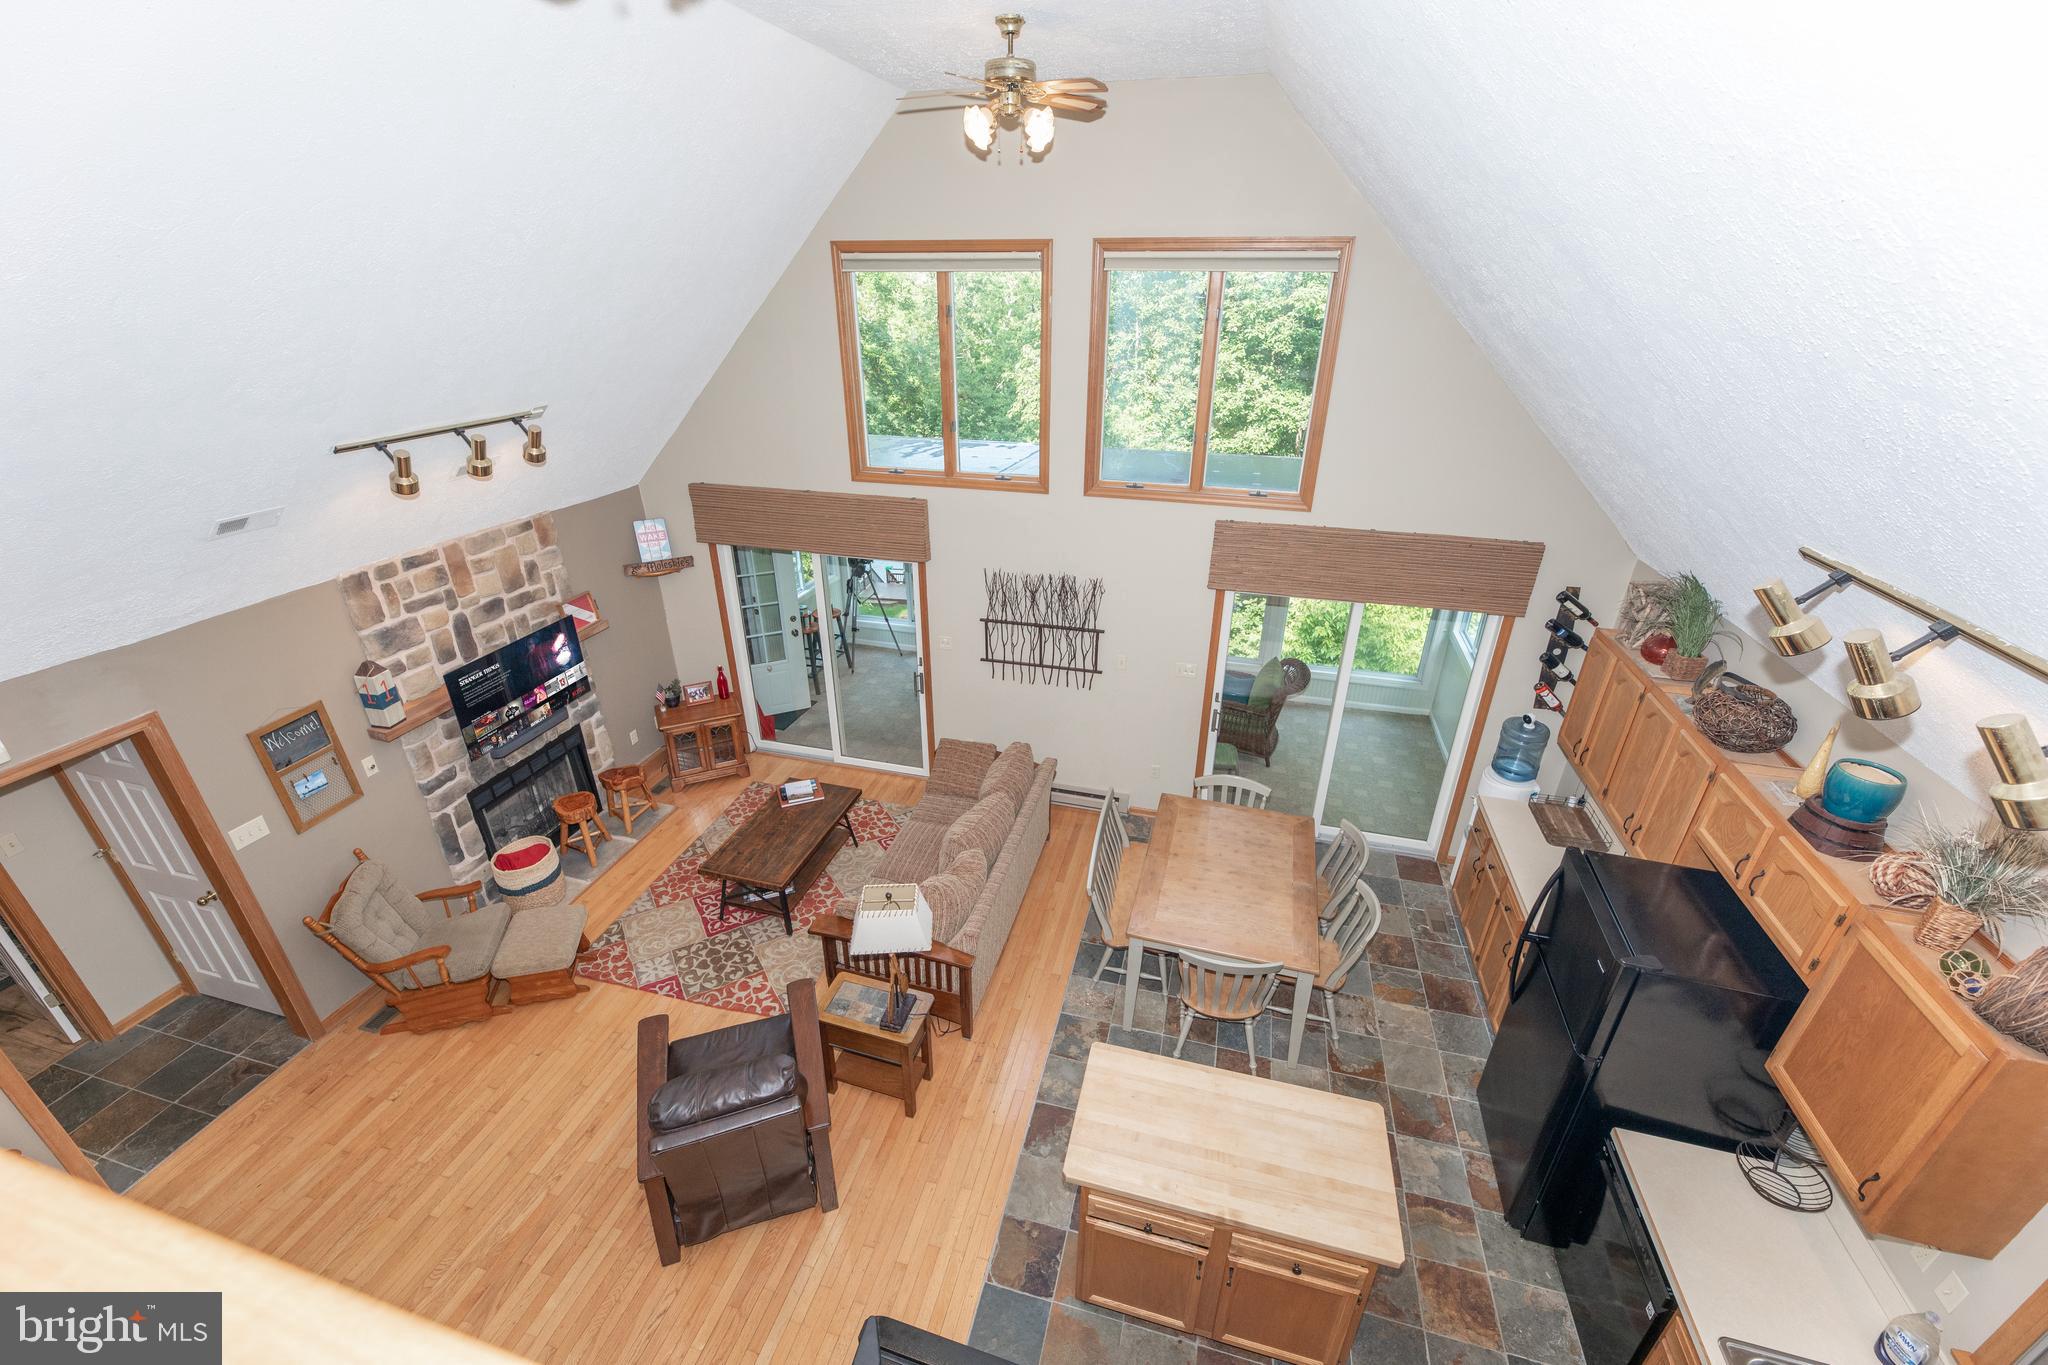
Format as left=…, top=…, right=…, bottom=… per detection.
left=2, top=0, right=894, bottom=681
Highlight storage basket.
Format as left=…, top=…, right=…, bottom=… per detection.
left=1661, top=652, right=1709, bottom=682
left=1912, top=897, right=1984, bottom=952
left=1869, top=850, right=1940, bottom=909
left=493, top=835, right=566, bottom=909
left=1692, top=682, right=1799, bottom=754
left=1974, top=949, right=2048, bottom=1052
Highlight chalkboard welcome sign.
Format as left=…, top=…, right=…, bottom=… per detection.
left=246, top=701, right=362, bottom=833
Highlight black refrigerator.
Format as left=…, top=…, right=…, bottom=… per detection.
left=1477, top=849, right=1806, bottom=1247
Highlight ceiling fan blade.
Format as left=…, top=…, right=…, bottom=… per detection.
left=1037, top=93, right=1105, bottom=112
left=1035, top=77, right=1107, bottom=94
left=944, top=71, right=994, bottom=87
left=899, top=89, right=987, bottom=101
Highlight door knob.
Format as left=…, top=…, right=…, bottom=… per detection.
left=196, top=890, right=219, bottom=906
left=91, top=847, right=111, bottom=860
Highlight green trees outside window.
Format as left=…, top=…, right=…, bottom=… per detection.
left=1228, top=597, right=1438, bottom=677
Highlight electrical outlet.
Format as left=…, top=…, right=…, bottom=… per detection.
left=938, top=635, right=953, bottom=650
left=228, top=816, right=270, bottom=851
left=360, top=755, right=379, bottom=778
left=1909, top=1244, right=1940, bottom=1271
left=1178, top=662, right=1197, bottom=677
left=1936, top=1272, right=1969, bottom=1314
left=629, top=729, right=640, bottom=746
left=0, top=832, right=21, bottom=858
left=1116, top=654, right=1128, bottom=671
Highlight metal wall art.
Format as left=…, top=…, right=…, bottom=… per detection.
left=980, top=569, right=1104, bottom=687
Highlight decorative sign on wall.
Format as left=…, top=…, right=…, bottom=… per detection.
left=981, top=569, right=1105, bottom=688
left=246, top=701, right=363, bottom=833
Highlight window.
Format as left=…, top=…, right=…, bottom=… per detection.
left=832, top=241, right=1050, bottom=492
left=1086, top=238, right=1352, bottom=509
left=1453, top=610, right=1485, bottom=659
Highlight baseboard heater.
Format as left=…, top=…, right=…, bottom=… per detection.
left=1050, top=783, right=1122, bottom=811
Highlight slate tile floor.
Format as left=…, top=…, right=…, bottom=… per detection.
left=970, top=840, right=1584, bottom=1365
left=28, top=995, right=305, bottom=1191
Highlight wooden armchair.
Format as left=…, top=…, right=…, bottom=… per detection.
left=810, top=916, right=977, bottom=1038
left=636, top=978, right=837, bottom=1263
left=1217, top=656, right=1310, bottom=766
left=306, top=849, right=512, bottom=1035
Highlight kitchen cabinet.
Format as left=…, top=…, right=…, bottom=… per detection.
left=1211, top=1233, right=1374, bottom=1365
left=1451, top=808, right=1528, bottom=1028
left=1642, top=1315, right=1704, bottom=1365
left=1768, top=914, right=2048, bottom=1258
left=1556, top=641, right=1617, bottom=769
left=1074, top=1191, right=1210, bottom=1332
left=1601, top=698, right=1676, bottom=835
left=1581, top=660, right=1648, bottom=800
left=657, top=696, right=749, bottom=787
left=1688, top=774, right=1773, bottom=880
left=1629, top=726, right=1715, bottom=865
left=1744, top=833, right=1855, bottom=977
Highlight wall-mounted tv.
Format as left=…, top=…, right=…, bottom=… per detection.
left=445, top=616, right=592, bottom=762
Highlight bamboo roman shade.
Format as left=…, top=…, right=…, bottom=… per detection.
left=1207, top=521, right=1546, bottom=618
left=688, top=483, right=931, bottom=562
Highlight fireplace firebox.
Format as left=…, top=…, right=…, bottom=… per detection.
left=467, top=728, right=597, bottom=860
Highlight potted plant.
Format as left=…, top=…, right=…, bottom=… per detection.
left=1910, top=813, right=2048, bottom=951
left=1656, top=572, right=1731, bottom=681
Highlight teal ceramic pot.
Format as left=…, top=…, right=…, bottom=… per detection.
left=1822, top=758, right=1909, bottom=823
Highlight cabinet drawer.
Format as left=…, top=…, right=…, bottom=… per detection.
left=1082, top=1190, right=1213, bottom=1248
left=1228, top=1232, right=1371, bottom=1293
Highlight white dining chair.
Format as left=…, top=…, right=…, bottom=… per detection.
left=1303, top=877, right=1384, bottom=1033
left=1173, top=949, right=1285, bottom=1057
left=1191, top=774, right=1272, bottom=809
left=1086, top=789, right=1171, bottom=993
left=1315, top=820, right=1370, bottom=925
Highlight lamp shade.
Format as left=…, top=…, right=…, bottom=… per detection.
left=1843, top=629, right=1919, bottom=720
left=1025, top=105, right=1055, bottom=153
left=850, top=883, right=933, bottom=956
left=1979, top=713, right=2048, bottom=831
left=963, top=104, right=995, bottom=151
left=1754, top=579, right=1830, bottom=656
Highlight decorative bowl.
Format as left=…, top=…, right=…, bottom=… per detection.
left=1639, top=632, right=1675, bottom=664
left=1821, top=758, right=1908, bottom=823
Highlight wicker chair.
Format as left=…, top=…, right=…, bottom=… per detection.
left=1216, top=657, right=1310, bottom=767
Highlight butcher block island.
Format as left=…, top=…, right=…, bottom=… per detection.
left=1062, top=1045, right=1405, bottom=1365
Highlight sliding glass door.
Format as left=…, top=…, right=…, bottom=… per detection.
left=1203, top=594, right=1497, bottom=851
left=724, top=545, right=930, bottom=775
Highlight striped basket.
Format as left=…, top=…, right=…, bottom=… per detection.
left=493, top=835, right=566, bottom=909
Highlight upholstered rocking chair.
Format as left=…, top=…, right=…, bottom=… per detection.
left=307, top=849, right=512, bottom=1035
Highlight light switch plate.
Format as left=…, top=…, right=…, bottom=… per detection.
left=0, top=832, right=21, bottom=858
left=629, top=729, right=640, bottom=746
left=1936, top=1272, right=1969, bottom=1314
left=360, top=755, right=380, bottom=778
left=229, top=816, right=270, bottom=851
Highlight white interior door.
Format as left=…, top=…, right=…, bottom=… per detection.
left=0, top=920, right=81, bottom=1043
left=733, top=547, right=811, bottom=718
left=68, top=742, right=281, bottom=1014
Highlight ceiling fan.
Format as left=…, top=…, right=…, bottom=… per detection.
left=899, top=13, right=1107, bottom=156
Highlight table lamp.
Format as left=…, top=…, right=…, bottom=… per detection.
left=850, top=883, right=933, bottom=1033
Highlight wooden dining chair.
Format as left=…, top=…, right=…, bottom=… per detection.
left=1191, top=774, right=1272, bottom=809
left=1302, top=877, right=1383, bottom=1033
left=1173, top=949, right=1284, bottom=1057
left=1315, top=821, right=1370, bottom=924
left=1086, top=790, right=1171, bottom=993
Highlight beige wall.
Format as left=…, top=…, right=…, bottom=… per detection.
left=639, top=75, right=1640, bottom=814
left=0, top=1083, right=64, bottom=1170
left=0, top=488, right=676, bottom=1022
left=0, top=775, right=181, bottom=1026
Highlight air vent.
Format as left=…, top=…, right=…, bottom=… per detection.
left=211, top=507, right=283, bottom=538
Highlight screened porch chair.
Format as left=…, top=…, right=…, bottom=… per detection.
left=1173, top=949, right=1285, bottom=1057
left=1215, top=656, right=1310, bottom=766
left=1299, top=877, right=1383, bottom=1033
left=1086, top=790, right=1171, bottom=993
left=1192, top=774, right=1272, bottom=809
left=1315, top=820, right=1370, bottom=925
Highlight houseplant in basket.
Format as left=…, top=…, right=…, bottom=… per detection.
left=1656, top=573, right=1732, bottom=682
left=1909, top=812, right=2048, bottom=951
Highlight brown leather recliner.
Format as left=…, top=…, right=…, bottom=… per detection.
left=635, top=978, right=837, bottom=1263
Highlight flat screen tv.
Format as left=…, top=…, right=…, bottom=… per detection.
left=445, top=616, right=592, bottom=762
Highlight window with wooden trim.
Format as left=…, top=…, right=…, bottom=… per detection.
left=1085, top=238, right=1352, bottom=509
left=831, top=241, right=1051, bottom=493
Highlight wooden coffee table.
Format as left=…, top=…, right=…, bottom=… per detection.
left=817, top=975, right=934, bottom=1117
left=698, top=783, right=861, bottom=935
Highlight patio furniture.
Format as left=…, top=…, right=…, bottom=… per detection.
left=1192, top=774, right=1272, bottom=809
left=1172, top=948, right=1284, bottom=1056
left=1217, top=656, right=1310, bottom=767
left=1086, top=789, right=1171, bottom=993
left=307, top=850, right=511, bottom=1036
left=1211, top=742, right=1241, bottom=774
left=1315, top=820, right=1370, bottom=924
left=1301, top=878, right=1383, bottom=1032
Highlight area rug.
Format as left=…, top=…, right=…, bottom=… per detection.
left=574, top=782, right=909, bottom=1018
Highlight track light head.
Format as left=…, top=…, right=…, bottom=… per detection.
left=1754, top=579, right=1831, bottom=656
left=521, top=423, right=546, bottom=466
left=384, top=446, right=420, bottom=499
left=1978, top=713, right=2048, bottom=831
left=1843, top=629, right=1920, bottom=720
left=464, top=433, right=494, bottom=481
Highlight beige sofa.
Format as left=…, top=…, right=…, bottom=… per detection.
left=811, top=739, right=1054, bottom=1038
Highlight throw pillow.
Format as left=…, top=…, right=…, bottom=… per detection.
left=941, top=791, right=1015, bottom=873
left=979, top=741, right=1036, bottom=813
left=920, top=848, right=988, bottom=945
left=1248, top=656, right=1286, bottom=706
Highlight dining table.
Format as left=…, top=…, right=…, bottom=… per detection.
left=1119, top=793, right=1323, bottom=1064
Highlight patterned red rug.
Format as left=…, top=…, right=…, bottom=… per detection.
left=574, top=782, right=909, bottom=1017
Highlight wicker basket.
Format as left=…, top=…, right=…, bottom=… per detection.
left=1912, top=897, right=1984, bottom=952
left=1662, top=652, right=1709, bottom=682
left=493, top=835, right=567, bottom=909
left=1975, top=949, right=2048, bottom=1052
left=1692, top=683, right=1799, bottom=754
left=1869, top=850, right=1940, bottom=909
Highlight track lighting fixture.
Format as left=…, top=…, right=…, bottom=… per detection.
left=1978, top=714, right=2048, bottom=832
left=334, top=406, right=546, bottom=499
left=1753, top=570, right=1851, bottom=656
left=1840, top=623, right=1958, bottom=720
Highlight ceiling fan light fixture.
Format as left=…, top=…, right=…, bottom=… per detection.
left=1024, top=104, right=1055, bottom=153
left=963, top=103, right=995, bottom=150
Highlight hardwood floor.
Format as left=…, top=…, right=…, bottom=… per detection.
left=131, top=753, right=1094, bottom=1363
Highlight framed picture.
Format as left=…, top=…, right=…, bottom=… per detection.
left=682, top=679, right=714, bottom=704
left=247, top=700, right=363, bottom=833
left=633, top=518, right=672, bottom=563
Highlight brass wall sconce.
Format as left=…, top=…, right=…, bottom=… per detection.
left=1978, top=714, right=2048, bottom=831
left=1754, top=570, right=1853, bottom=656
left=334, top=406, right=547, bottom=499
left=1841, top=623, right=1959, bottom=720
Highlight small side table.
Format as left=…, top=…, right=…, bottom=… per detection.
left=817, top=975, right=934, bottom=1118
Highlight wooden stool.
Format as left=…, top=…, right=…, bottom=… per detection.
left=553, top=791, right=610, bottom=868
left=598, top=765, right=655, bottom=836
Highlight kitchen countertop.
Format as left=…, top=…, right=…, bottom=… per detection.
left=1477, top=793, right=1570, bottom=909
left=1614, top=1128, right=1934, bottom=1365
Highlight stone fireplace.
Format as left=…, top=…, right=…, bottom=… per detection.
left=467, top=727, right=597, bottom=860
left=339, top=513, right=615, bottom=891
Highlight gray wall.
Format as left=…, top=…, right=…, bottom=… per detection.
left=0, top=487, right=676, bottom=1023
left=0, top=1084, right=64, bottom=1170
left=0, top=775, right=181, bottom=1026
